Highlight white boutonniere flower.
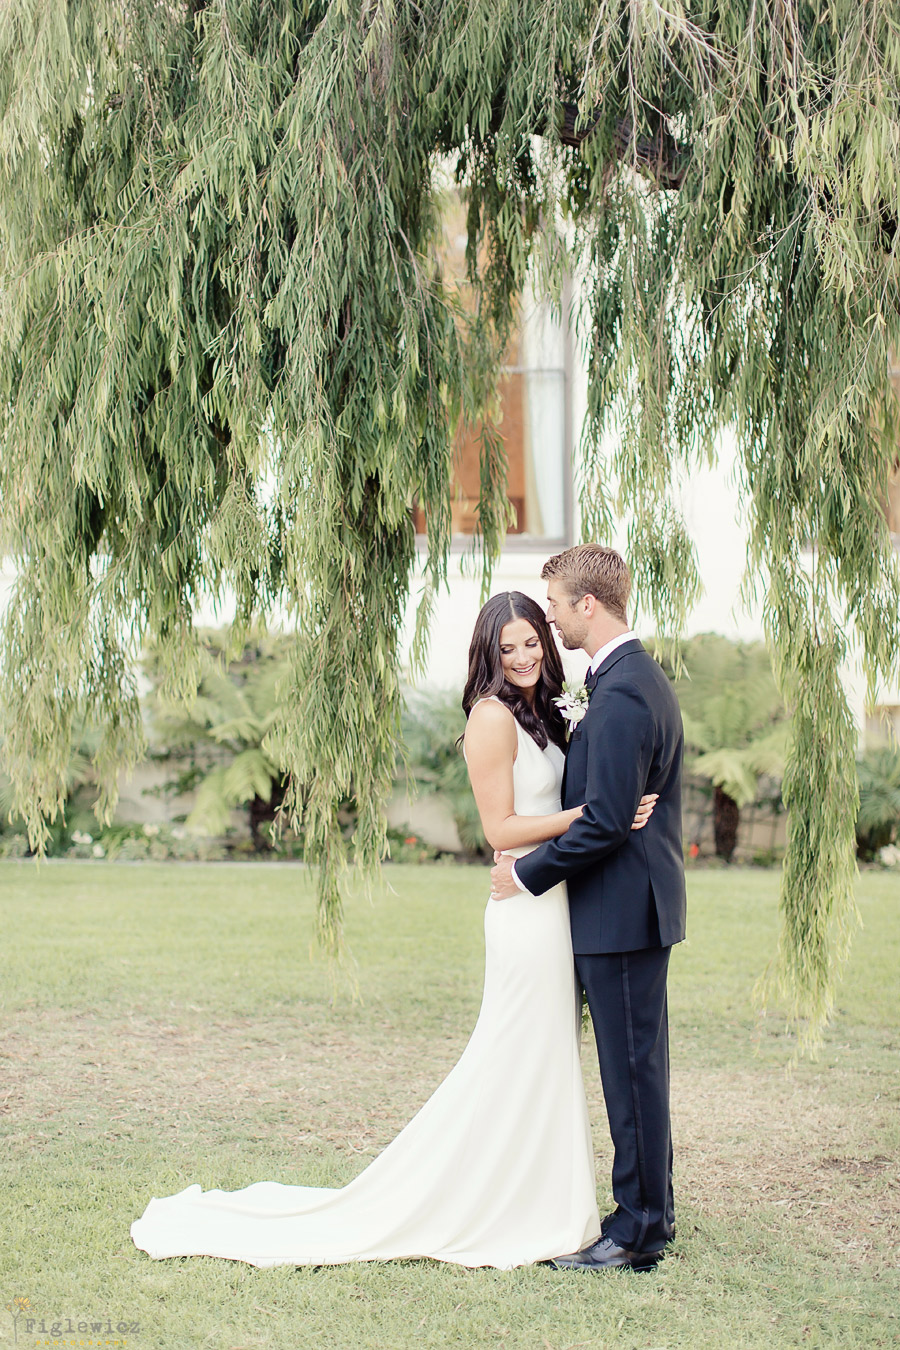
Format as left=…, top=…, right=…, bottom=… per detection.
left=553, top=681, right=590, bottom=738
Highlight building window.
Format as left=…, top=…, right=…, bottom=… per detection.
left=886, top=462, right=900, bottom=540
left=414, top=346, right=569, bottom=541
left=415, top=195, right=573, bottom=545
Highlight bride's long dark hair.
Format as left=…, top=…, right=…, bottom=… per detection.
left=462, top=592, right=567, bottom=752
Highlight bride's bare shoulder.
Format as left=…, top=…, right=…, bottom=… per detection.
left=467, top=696, right=516, bottom=727
left=465, top=697, right=517, bottom=759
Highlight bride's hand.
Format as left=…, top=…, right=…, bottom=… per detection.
left=631, top=793, right=658, bottom=830
left=566, top=796, right=657, bottom=831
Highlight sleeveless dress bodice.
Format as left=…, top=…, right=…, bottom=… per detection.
left=503, top=709, right=566, bottom=857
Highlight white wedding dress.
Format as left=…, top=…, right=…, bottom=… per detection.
left=131, top=706, right=601, bottom=1269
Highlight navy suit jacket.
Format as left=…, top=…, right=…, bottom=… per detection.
left=515, top=640, right=686, bottom=954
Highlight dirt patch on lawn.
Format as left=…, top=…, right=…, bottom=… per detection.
left=664, top=1066, right=900, bottom=1271
left=0, top=1008, right=463, bottom=1152
left=2, top=1007, right=898, bottom=1272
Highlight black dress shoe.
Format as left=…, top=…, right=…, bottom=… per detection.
left=543, top=1236, right=664, bottom=1272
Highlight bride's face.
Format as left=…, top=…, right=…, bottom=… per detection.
left=498, top=618, right=544, bottom=700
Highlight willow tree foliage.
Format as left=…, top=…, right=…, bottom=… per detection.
left=1, top=1, right=899, bottom=1042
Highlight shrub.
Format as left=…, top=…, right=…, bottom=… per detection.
left=672, top=634, right=791, bottom=862
left=856, top=746, right=900, bottom=862
left=400, top=689, right=487, bottom=859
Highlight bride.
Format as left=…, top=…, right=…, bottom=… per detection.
left=130, top=591, right=655, bottom=1269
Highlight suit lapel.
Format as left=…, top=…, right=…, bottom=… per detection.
left=591, top=637, right=645, bottom=685
left=560, top=641, right=644, bottom=803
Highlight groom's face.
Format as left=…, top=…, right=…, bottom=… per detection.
left=545, top=580, right=589, bottom=650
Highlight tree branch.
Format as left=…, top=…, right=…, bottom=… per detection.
left=560, top=102, right=688, bottom=190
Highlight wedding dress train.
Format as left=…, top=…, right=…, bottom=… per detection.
left=131, top=708, right=601, bottom=1269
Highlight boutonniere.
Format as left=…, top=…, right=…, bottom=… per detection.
left=553, top=681, right=590, bottom=739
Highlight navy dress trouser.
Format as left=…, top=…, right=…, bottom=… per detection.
left=575, top=945, right=674, bottom=1253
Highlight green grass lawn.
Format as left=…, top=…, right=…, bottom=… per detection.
left=1, top=862, right=898, bottom=1349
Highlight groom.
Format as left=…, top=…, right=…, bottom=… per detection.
left=490, top=543, right=686, bottom=1271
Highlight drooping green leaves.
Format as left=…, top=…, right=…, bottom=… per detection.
left=573, top=0, right=900, bottom=1046
left=1, top=1, right=898, bottom=1042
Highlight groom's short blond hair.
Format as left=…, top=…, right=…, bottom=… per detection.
left=541, top=544, right=631, bottom=623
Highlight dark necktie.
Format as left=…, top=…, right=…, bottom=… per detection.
left=585, top=664, right=601, bottom=693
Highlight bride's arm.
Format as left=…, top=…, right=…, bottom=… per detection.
left=464, top=699, right=582, bottom=852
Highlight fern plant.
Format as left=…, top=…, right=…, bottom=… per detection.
left=674, top=635, right=791, bottom=862
left=399, top=689, right=487, bottom=859
left=856, top=747, right=900, bottom=862
left=143, top=629, right=290, bottom=852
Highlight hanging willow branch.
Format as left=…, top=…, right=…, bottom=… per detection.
left=1, top=0, right=898, bottom=1043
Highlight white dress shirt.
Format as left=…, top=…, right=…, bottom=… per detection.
left=508, top=629, right=637, bottom=893
left=587, top=629, right=637, bottom=676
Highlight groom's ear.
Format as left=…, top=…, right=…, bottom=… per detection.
left=581, top=592, right=599, bottom=617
